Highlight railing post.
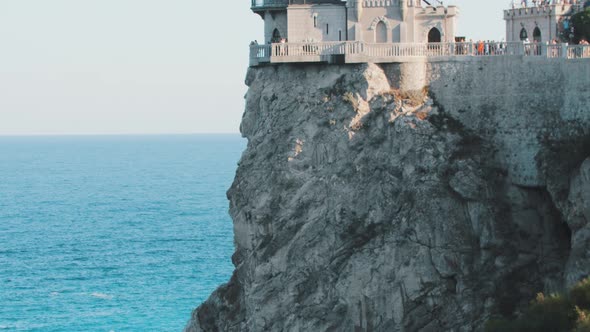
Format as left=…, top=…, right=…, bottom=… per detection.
left=542, top=42, right=548, bottom=57
left=562, top=43, right=568, bottom=59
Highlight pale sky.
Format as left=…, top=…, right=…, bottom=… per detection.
left=0, top=0, right=508, bottom=135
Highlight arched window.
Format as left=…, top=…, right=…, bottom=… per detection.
left=533, top=27, right=542, bottom=42
left=272, top=28, right=282, bottom=43
left=520, top=28, right=528, bottom=41
left=428, top=27, right=441, bottom=43
left=376, top=21, right=387, bottom=43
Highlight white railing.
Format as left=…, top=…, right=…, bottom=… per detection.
left=249, top=41, right=590, bottom=65
left=250, top=44, right=271, bottom=61
left=546, top=44, right=564, bottom=58
left=360, top=43, right=451, bottom=57
left=363, top=0, right=396, bottom=7
left=269, top=41, right=345, bottom=57
left=567, top=45, right=590, bottom=59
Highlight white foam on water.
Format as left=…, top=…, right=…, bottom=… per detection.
left=90, top=292, right=114, bottom=300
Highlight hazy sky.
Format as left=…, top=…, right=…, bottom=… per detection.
left=0, top=0, right=508, bottom=135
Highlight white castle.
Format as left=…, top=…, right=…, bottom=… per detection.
left=251, top=0, right=458, bottom=44
left=248, top=0, right=590, bottom=66
left=504, top=1, right=582, bottom=43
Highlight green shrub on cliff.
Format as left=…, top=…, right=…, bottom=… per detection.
left=485, top=278, right=590, bottom=332
left=574, top=307, right=590, bottom=332
left=571, top=8, right=590, bottom=43
left=572, top=278, right=590, bottom=308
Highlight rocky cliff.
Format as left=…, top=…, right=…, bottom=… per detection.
left=186, top=59, right=590, bottom=331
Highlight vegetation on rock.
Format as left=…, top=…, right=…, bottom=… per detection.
left=571, top=8, right=590, bottom=43
left=486, top=278, right=590, bottom=332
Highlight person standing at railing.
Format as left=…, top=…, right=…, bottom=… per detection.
left=581, top=39, right=590, bottom=58
left=550, top=39, right=558, bottom=57
left=279, top=38, right=286, bottom=56
left=477, top=40, right=484, bottom=55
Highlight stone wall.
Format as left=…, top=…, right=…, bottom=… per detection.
left=287, top=5, right=347, bottom=42
left=426, top=57, right=590, bottom=187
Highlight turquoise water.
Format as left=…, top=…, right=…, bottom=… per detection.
left=0, top=135, right=244, bottom=331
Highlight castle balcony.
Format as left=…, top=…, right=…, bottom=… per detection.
left=251, top=0, right=289, bottom=13
left=249, top=41, right=590, bottom=66
left=251, top=0, right=344, bottom=12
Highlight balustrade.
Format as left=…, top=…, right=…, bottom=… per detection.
left=249, top=41, right=590, bottom=65
left=567, top=45, right=590, bottom=59
left=363, top=0, right=396, bottom=7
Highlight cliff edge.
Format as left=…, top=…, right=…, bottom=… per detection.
left=186, top=59, right=590, bottom=331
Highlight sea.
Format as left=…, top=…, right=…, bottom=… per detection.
left=0, top=135, right=245, bottom=332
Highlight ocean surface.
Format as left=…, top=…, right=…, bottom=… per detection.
left=0, top=135, right=245, bottom=331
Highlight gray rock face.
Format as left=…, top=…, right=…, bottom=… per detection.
left=186, top=60, right=590, bottom=332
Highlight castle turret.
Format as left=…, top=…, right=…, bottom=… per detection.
left=346, top=0, right=362, bottom=22
left=252, top=0, right=348, bottom=43
left=250, top=0, right=289, bottom=15
left=400, top=0, right=407, bottom=21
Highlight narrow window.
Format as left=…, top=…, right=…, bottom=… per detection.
left=339, top=30, right=342, bottom=41
left=326, top=24, right=329, bottom=35
left=314, top=16, right=317, bottom=28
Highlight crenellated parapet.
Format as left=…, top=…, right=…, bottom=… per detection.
left=504, top=4, right=573, bottom=19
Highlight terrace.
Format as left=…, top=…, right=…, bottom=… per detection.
left=249, top=41, right=590, bottom=66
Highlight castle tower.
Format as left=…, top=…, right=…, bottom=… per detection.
left=251, top=0, right=348, bottom=43
left=504, top=2, right=574, bottom=43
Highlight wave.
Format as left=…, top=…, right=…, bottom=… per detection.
left=91, top=292, right=114, bottom=300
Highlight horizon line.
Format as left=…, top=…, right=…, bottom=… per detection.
left=0, top=132, right=242, bottom=137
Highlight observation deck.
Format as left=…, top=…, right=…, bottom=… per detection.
left=249, top=41, right=590, bottom=66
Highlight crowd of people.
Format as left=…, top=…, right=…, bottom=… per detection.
left=513, top=0, right=582, bottom=8
left=465, top=38, right=590, bottom=57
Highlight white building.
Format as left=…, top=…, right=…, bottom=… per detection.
left=504, top=2, right=577, bottom=42
left=251, top=0, right=458, bottom=44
